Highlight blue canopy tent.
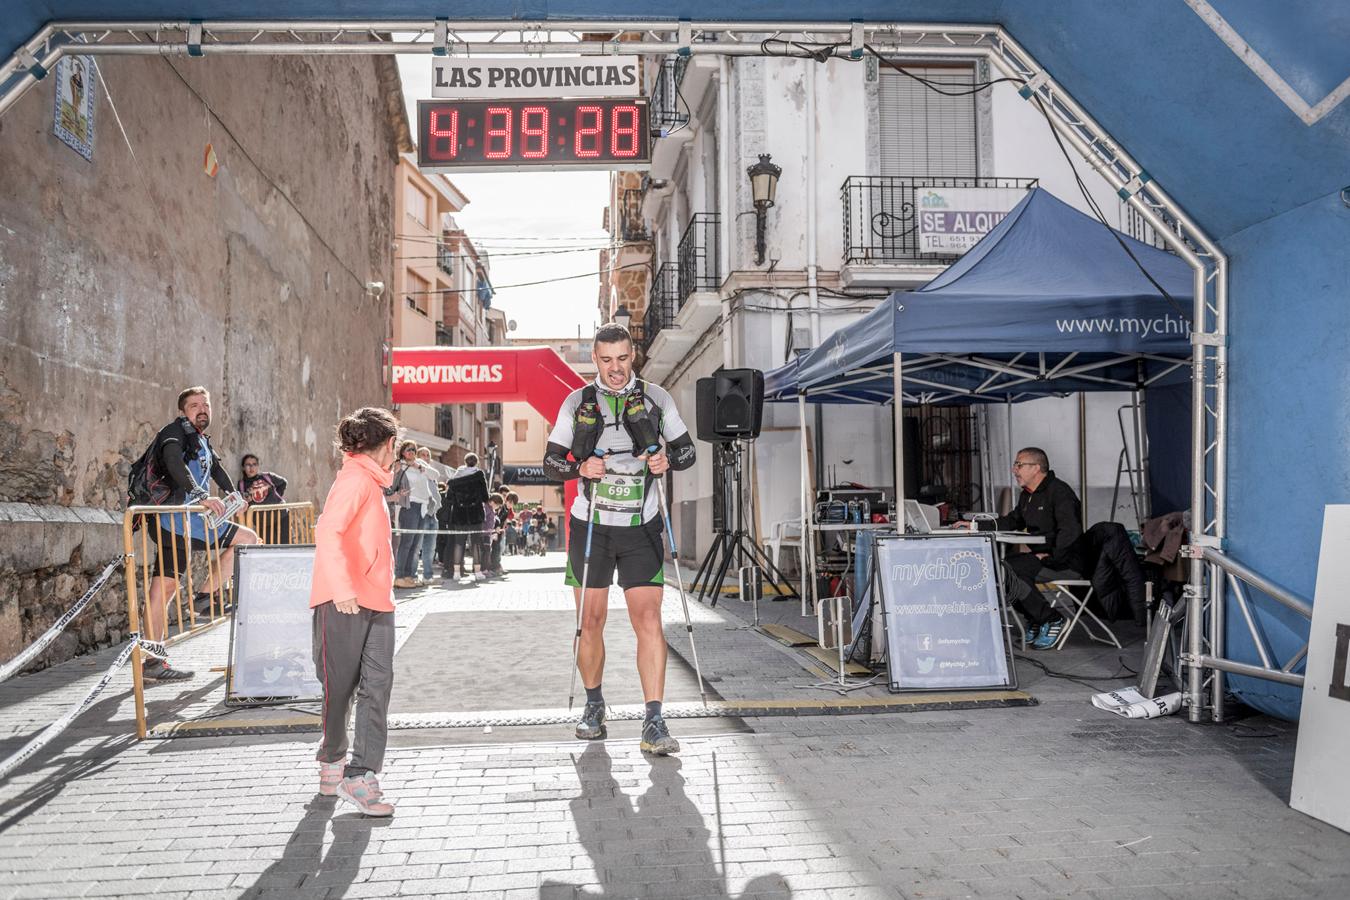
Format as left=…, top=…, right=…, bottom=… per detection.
left=767, top=186, right=1195, bottom=519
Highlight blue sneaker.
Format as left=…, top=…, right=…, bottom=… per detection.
left=1032, top=617, right=1066, bottom=650
left=1022, top=623, right=1040, bottom=646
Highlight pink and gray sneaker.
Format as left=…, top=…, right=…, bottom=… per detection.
left=335, top=773, right=395, bottom=816
left=318, top=761, right=344, bottom=797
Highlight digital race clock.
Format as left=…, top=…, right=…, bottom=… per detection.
left=416, top=99, right=651, bottom=171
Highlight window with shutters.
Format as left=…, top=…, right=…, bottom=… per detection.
left=877, top=65, right=978, bottom=177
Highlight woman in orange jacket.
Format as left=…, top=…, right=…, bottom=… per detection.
left=310, top=407, right=400, bottom=816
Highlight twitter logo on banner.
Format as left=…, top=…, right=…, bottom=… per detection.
left=917, top=656, right=936, bottom=674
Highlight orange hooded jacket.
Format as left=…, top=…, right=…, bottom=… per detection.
left=309, top=452, right=395, bottom=612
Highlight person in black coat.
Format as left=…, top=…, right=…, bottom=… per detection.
left=964, top=447, right=1082, bottom=648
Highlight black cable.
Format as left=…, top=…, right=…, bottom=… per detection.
left=402, top=260, right=649, bottom=294
left=394, top=245, right=618, bottom=262
left=1027, top=92, right=1189, bottom=321
left=863, top=44, right=1025, bottom=96
left=1013, top=652, right=1136, bottom=693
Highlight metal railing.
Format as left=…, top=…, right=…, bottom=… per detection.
left=484, top=402, right=502, bottom=421
left=649, top=58, right=688, bottom=135
left=677, top=213, right=720, bottom=304
left=840, top=176, right=1037, bottom=265
left=437, top=242, right=454, bottom=275
left=1186, top=547, right=1312, bottom=722
left=123, top=503, right=239, bottom=738
left=436, top=406, right=454, bottom=440
left=435, top=323, right=453, bottom=346
left=620, top=188, right=648, bottom=242
left=636, top=262, right=680, bottom=358
left=242, top=501, right=316, bottom=546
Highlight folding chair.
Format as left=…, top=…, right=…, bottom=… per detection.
left=1036, top=578, right=1122, bottom=650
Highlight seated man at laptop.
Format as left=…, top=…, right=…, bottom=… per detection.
left=959, top=447, right=1082, bottom=649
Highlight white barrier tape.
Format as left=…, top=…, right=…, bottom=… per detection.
left=0, top=634, right=160, bottom=782
left=0, top=557, right=126, bottom=684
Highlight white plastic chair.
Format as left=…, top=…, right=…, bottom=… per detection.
left=763, top=520, right=803, bottom=575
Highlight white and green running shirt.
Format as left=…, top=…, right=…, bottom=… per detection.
left=546, top=376, right=690, bottom=527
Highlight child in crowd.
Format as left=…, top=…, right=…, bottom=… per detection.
left=310, top=407, right=400, bottom=816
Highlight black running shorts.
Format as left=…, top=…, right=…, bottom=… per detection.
left=565, top=516, right=666, bottom=590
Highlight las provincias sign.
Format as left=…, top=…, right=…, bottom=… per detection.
left=432, top=56, right=640, bottom=100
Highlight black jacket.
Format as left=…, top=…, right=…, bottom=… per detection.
left=983, top=470, right=1083, bottom=569
left=1070, top=521, right=1147, bottom=624
left=149, top=417, right=234, bottom=505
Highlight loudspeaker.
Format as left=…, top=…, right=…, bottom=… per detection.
left=696, top=368, right=765, bottom=442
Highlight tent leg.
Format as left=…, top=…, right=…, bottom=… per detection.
left=893, top=352, right=905, bottom=512
left=1079, top=392, right=1088, bottom=526
left=799, top=395, right=814, bottom=618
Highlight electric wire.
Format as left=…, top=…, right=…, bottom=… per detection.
left=402, top=260, right=649, bottom=294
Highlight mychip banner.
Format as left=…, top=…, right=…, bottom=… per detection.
left=875, top=533, right=1015, bottom=691
left=227, top=545, right=322, bottom=703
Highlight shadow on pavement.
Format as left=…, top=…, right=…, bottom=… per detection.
left=542, top=743, right=791, bottom=899
left=0, top=673, right=223, bottom=833
left=238, top=795, right=389, bottom=897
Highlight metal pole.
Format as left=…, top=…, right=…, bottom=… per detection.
left=1210, top=561, right=1225, bottom=722
left=1186, top=264, right=1208, bottom=723
left=654, top=477, right=709, bottom=706
left=799, top=395, right=816, bottom=617
left=892, top=352, right=905, bottom=510
left=1078, top=392, right=1088, bottom=526
left=568, top=452, right=606, bottom=711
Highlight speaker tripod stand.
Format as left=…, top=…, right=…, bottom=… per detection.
left=692, top=441, right=799, bottom=607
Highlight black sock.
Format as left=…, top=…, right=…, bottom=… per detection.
left=645, top=700, right=662, bottom=721
left=585, top=685, right=604, bottom=705
left=343, top=765, right=369, bottom=780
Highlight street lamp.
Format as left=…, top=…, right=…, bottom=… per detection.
left=747, top=153, right=782, bottom=266
left=612, top=303, right=631, bottom=328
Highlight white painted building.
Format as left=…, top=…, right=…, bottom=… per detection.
left=618, top=44, right=1160, bottom=562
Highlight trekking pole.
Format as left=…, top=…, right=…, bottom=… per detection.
left=650, top=453, right=709, bottom=707
left=568, top=450, right=607, bottom=711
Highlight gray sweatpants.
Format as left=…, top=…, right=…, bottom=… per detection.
left=312, top=604, right=395, bottom=776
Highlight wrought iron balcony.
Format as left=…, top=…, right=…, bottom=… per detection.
left=435, top=323, right=453, bottom=346
left=841, top=176, right=1037, bottom=265
left=649, top=58, right=689, bottom=136
left=640, top=262, right=680, bottom=357
left=484, top=403, right=502, bottom=421
left=435, top=406, right=454, bottom=440
left=677, top=213, right=720, bottom=305
left=619, top=188, right=648, bottom=243
left=437, top=242, right=454, bottom=276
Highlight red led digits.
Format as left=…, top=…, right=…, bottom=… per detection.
left=484, top=106, right=512, bottom=159
left=521, top=106, right=549, bottom=159
left=610, top=105, right=639, bottom=158
left=574, top=105, right=602, bottom=158
left=426, top=107, right=459, bottom=160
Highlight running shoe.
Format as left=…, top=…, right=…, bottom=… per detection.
left=640, top=715, right=680, bottom=755
left=335, top=773, right=394, bottom=816
left=143, top=659, right=194, bottom=682
left=1022, top=623, right=1040, bottom=646
left=575, top=701, right=607, bottom=740
left=1032, top=617, right=1067, bottom=650
left=318, top=761, right=344, bottom=796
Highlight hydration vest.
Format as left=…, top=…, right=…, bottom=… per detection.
left=569, top=380, right=662, bottom=461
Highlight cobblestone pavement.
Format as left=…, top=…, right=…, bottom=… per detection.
left=1, top=553, right=1347, bottom=899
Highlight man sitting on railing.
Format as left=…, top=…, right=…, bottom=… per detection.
left=142, top=386, right=259, bottom=681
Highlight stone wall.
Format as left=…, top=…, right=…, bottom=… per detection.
left=0, top=52, right=406, bottom=670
